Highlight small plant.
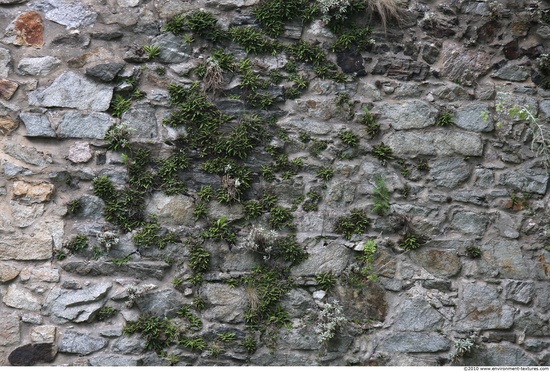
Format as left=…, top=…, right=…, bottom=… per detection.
left=309, top=139, right=328, bottom=156
left=143, top=44, right=160, bottom=59
left=316, top=272, right=337, bottom=291
left=230, top=26, right=281, bottom=55
left=172, top=277, right=184, bottom=288
left=317, top=0, right=351, bottom=23
left=66, top=234, right=89, bottom=253
left=177, top=305, right=203, bottom=330
left=315, top=299, right=347, bottom=343
left=436, top=109, right=455, bottom=126
left=202, top=216, right=236, bottom=244
left=125, top=283, right=156, bottom=308
left=193, top=202, right=208, bottom=221
left=166, top=354, right=179, bottom=366
left=109, top=255, right=131, bottom=267
left=317, top=166, right=335, bottom=181
left=96, top=306, right=118, bottom=321
left=299, top=131, right=312, bottom=143
left=124, top=313, right=179, bottom=353
left=55, top=249, right=67, bottom=260
left=372, top=175, right=390, bottom=216
left=269, top=206, right=295, bottom=231
left=334, top=209, right=370, bottom=240
left=372, top=143, right=394, bottom=164
left=133, top=218, right=176, bottom=249
left=399, top=232, right=424, bottom=251
left=110, top=94, right=132, bottom=118
left=218, top=332, right=236, bottom=342
left=466, top=246, right=482, bottom=259
left=338, top=129, right=360, bottom=148
left=105, top=123, right=131, bottom=152
left=506, top=192, right=527, bottom=210
left=92, top=175, right=116, bottom=201
left=302, top=191, right=322, bottom=212
left=179, top=336, right=206, bottom=351
left=187, top=239, right=211, bottom=276
left=242, top=336, right=257, bottom=354
left=193, top=297, right=206, bottom=311
left=450, top=335, right=476, bottom=364
left=184, top=10, right=225, bottom=41
left=67, top=198, right=82, bottom=214
left=198, top=185, right=213, bottom=202
left=361, top=108, right=380, bottom=138
left=416, top=159, right=430, bottom=171
left=244, top=200, right=263, bottom=220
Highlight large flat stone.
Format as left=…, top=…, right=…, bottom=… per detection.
left=440, top=41, right=491, bottom=86
left=28, top=71, right=112, bottom=111
left=393, top=297, right=445, bottom=331
left=42, top=282, right=112, bottom=324
left=412, top=249, right=462, bottom=277
left=58, top=330, right=107, bottom=355
left=379, top=332, right=450, bottom=353
left=498, top=168, right=549, bottom=195
left=3, top=283, right=41, bottom=311
left=134, top=288, right=186, bottom=319
left=455, top=281, right=515, bottom=331
left=19, top=113, right=56, bottom=137
left=385, top=130, right=483, bottom=158
left=380, top=100, right=438, bottom=130
left=3, top=143, right=53, bottom=166
left=450, top=210, right=490, bottom=236
left=430, top=157, right=472, bottom=188
left=30, top=0, right=97, bottom=29
left=0, top=220, right=62, bottom=260
left=482, top=240, right=530, bottom=279
left=0, top=311, right=20, bottom=346
left=121, top=104, right=158, bottom=139
left=291, top=240, right=354, bottom=276
left=56, top=111, right=114, bottom=139
left=202, top=283, right=245, bottom=323
left=17, top=56, right=61, bottom=76
left=453, top=103, right=494, bottom=132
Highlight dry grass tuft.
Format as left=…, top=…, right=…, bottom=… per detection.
left=366, top=0, right=405, bottom=32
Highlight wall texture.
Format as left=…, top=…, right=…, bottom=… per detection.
left=1, top=0, right=550, bottom=366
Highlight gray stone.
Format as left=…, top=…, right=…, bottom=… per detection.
left=504, top=280, right=535, bottom=304
left=4, top=143, right=53, bottom=166
left=56, top=111, right=114, bottom=139
left=112, top=335, right=146, bottom=355
left=11, top=201, right=45, bottom=228
left=8, top=343, right=57, bottom=366
left=0, top=312, right=20, bottom=347
left=482, top=240, right=529, bottom=279
left=120, top=104, right=158, bottom=139
left=42, top=282, right=112, bottom=324
left=291, top=240, right=353, bottom=277
left=463, top=342, right=537, bottom=366
left=0, top=48, right=10, bottom=78
left=385, top=131, right=483, bottom=158
left=380, top=100, right=438, bottom=130
left=453, top=103, right=494, bottom=132
left=79, top=195, right=105, bottom=218
left=51, top=33, right=90, bottom=48
left=145, top=193, right=195, bottom=227
left=456, top=281, right=515, bottom=331
left=202, top=283, right=245, bottom=323
left=0, top=0, right=28, bottom=4
left=21, top=314, right=43, bottom=325
left=379, top=332, right=450, bottom=353
left=151, top=32, right=192, bottom=64
left=523, top=338, right=550, bottom=352
left=335, top=281, right=387, bottom=322
left=281, top=288, right=316, bottom=318
left=498, top=168, right=549, bottom=195
left=17, top=56, right=61, bottom=76
left=89, top=355, right=141, bottom=366
left=278, top=326, right=319, bottom=350
left=450, top=210, right=489, bottom=236
left=3, top=161, right=32, bottom=178
left=430, top=158, right=472, bottom=188
left=3, top=284, right=41, bottom=311
left=514, top=311, right=549, bottom=337
left=537, top=25, right=550, bottom=39
left=497, top=211, right=520, bottom=239
left=31, top=325, right=56, bottom=343
left=28, top=72, right=113, bottom=111
left=540, top=100, right=550, bottom=119
left=412, top=249, right=462, bottom=278
left=492, top=65, right=530, bottom=82
left=19, top=113, right=56, bottom=137
left=393, top=297, right=444, bottom=331
left=86, top=63, right=125, bottom=82
left=58, top=330, right=107, bottom=355
left=20, top=266, right=60, bottom=283
left=135, top=288, right=186, bottom=318
left=30, top=0, right=97, bottom=29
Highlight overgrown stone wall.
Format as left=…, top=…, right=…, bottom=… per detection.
left=1, top=0, right=550, bottom=366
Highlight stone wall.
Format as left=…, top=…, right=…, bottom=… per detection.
left=1, top=0, right=550, bottom=366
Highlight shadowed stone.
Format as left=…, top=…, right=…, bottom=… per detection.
left=379, top=332, right=450, bottom=353
left=58, top=330, right=107, bottom=355
left=462, top=342, right=537, bottom=366
left=440, top=41, right=491, bottom=86
left=8, top=343, right=56, bottom=366
left=86, top=62, right=124, bottom=82
left=492, top=64, right=530, bottom=82
left=335, top=281, right=387, bottom=322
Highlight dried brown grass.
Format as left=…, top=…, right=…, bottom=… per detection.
left=366, top=0, right=405, bottom=31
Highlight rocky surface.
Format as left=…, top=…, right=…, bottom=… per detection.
left=0, top=0, right=550, bottom=367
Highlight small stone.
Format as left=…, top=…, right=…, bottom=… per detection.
left=412, top=249, right=462, bottom=277
left=13, top=12, right=44, bottom=47
left=68, top=142, right=93, bottom=163
left=151, top=32, right=192, bottom=64
left=121, top=105, right=159, bottom=139
left=0, top=263, right=20, bottom=283
left=336, top=51, right=365, bottom=75
left=504, top=280, right=535, bottom=304
left=31, top=325, right=56, bottom=343
left=13, top=180, right=54, bottom=203
left=112, top=335, right=146, bottom=355
left=90, top=31, right=124, bottom=40
left=0, top=79, right=18, bottom=100
left=58, top=330, right=107, bottom=355
left=86, top=63, right=125, bottom=82
left=537, top=25, right=550, bottom=39
left=8, top=343, right=57, bottom=366
left=19, top=266, right=59, bottom=283
left=0, top=48, right=10, bottom=78
left=430, top=158, right=472, bottom=188
left=17, top=56, right=61, bottom=76
left=3, top=284, right=41, bottom=311
left=0, top=116, right=19, bottom=135
left=202, top=283, right=245, bottom=323
left=524, top=338, right=550, bottom=352
left=4, top=143, right=53, bottom=166
left=450, top=210, right=490, bottom=236
left=145, top=193, right=195, bottom=226
left=89, top=355, right=141, bottom=366
left=19, top=113, right=56, bottom=137
left=51, top=33, right=90, bottom=48
left=22, top=313, right=43, bottom=325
